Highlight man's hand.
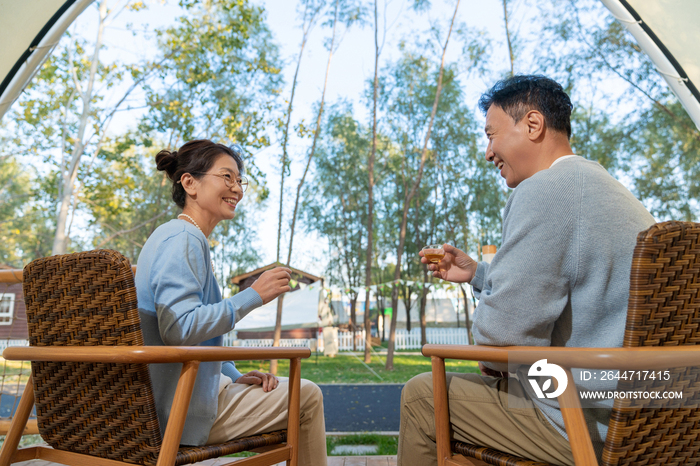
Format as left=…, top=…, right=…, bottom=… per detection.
left=250, top=267, right=292, bottom=304
left=235, top=370, right=280, bottom=392
left=478, top=362, right=509, bottom=378
left=419, top=244, right=478, bottom=283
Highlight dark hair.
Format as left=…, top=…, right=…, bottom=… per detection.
left=156, top=139, right=244, bottom=208
left=478, top=75, right=573, bottom=139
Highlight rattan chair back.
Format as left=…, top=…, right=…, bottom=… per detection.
left=23, top=250, right=162, bottom=464
left=602, top=221, right=700, bottom=466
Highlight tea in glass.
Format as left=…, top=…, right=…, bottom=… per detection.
left=422, top=244, right=445, bottom=264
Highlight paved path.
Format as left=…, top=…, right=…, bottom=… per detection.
left=319, top=384, right=403, bottom=432
left=4, top=384, right=405, bottom=434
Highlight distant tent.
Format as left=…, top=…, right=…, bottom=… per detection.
left=235, top=286, right=334, bottom=332
left=231, top=263, right=330, bottom=335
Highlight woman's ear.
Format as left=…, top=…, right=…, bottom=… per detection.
left=180, top=173, right=198, bottom=198
left=525, top=110, right=545, bottom=141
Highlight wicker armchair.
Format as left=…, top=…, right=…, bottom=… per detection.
left=0, top=249, right=309, bottom=466
left=424, top=221, right=700, bottom=466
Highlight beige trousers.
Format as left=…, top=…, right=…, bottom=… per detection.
left=398, top=372, right=574, bottom=466
left=207, top=376, right=327, bottom=466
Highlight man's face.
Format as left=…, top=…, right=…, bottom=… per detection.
left=484, top=104, right=533, bottom=188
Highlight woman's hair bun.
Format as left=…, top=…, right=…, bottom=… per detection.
left=155, top=149, right=178, bottom=179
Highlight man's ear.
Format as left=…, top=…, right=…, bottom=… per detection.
left=180, top=173, right=198, bottom=198
left=525, top=110, right=545, bottom=141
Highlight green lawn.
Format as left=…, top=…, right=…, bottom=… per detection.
left=0, top=359, right=32, bottom=390
left=326, top=433, right=398, bottom=456
left=234, top=352, right=480, bottom=384
left=227, top=433, right=398, bottom=458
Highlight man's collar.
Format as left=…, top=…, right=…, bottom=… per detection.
left=549, top=154, right=577, bottom=168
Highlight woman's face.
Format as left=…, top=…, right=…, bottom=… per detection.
left=191, top=153, right=244, bottom=224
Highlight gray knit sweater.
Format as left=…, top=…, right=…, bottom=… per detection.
left=470, top=156, right=655, bottom=456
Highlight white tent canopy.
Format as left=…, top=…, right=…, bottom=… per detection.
left=235, top=287, right=334, bottom=332
left=0, top=0, right=93, bottom=118
left=1, top=1, right=699, bottom=129
left=599, top=0, right=700, bottom=131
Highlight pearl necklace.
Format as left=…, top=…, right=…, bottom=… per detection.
left=178, top=214, right=205, bottom=235
left=178, top=214, right=215, bottom=271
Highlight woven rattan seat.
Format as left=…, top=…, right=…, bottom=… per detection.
left=423, top=221, right=700, bottom=466
left=0, top=249, right=308, bottom=466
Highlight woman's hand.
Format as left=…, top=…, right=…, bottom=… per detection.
left=235, top=370, right=280, bottom=392
left=419, top=244, right=478, bottom=283
left=251, top=267, right=292, bottom=304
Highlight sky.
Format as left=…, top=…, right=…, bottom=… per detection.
left=67, top=0, right=524, bottom=277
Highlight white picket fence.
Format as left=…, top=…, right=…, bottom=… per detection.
left=336, top=328, right=470, bottom=351
left=0, top=339, right=28, bottom=352
left=0, top=328, right=469, bottom=354
left=222, top=334, right=317, bottom=350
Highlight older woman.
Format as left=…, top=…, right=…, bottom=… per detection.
left=135, top=139, right=327, bottom=465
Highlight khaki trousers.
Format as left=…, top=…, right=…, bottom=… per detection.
left=207, top=377, right=327, bottom=466
left=398, top=372, right=574, bottom=466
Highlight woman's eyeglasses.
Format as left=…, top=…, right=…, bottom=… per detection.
left=191, top=172, right=249, bottom=192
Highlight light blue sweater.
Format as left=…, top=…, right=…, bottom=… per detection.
left=135, top=219, right=263, bottom=445
left=470, top=156, right=655, bottom=457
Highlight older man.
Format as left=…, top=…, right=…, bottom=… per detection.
left=398, top=75, right=655, bottom=466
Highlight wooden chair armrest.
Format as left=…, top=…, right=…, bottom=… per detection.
left=422, top=344, right=700, bottom=371
left=424, top=345, right=700, bottom=466
left=2, top=345, right=311, bottom=364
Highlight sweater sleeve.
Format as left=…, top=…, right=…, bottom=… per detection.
left=471, top=169, right=579, bottom=352
left=150, top=232, right=263, bottom=346
left=222, top=361, right=244, bottom=382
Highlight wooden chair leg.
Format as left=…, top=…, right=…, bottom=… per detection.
left=0, top=377, right=36, bottom=466
left=432, top=356, right=452, bottom=466
left=157, top=361, right=200, bottom=466
left=286, top=357, right=301, bottom=466
left=558, top=369, right=597, bottom=466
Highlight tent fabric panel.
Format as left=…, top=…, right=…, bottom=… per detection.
left=0, top=0, right=76, bottom=97
left=599, top=0, right=700, bottom=131
left=235, top=287, right=326, bottom=332
left=0, top=0, right=94, bottom=120
left=626, top=0, right=700, bottom=93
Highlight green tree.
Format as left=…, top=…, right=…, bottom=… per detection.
left=272, top=0, right=366, bottom=372
left=302, top=102, right=372, bottom=349
left=0, top=152, right=54, bottom=267
left=143, top=0, right=283, bottom=179
left=2, top=0, right=172, bottom=262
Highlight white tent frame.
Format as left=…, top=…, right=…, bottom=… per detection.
left=599, top=0, right=700, bottom=131
left=0, top=0, right=94, bottom=119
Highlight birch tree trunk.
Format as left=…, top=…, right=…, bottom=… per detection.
left=276, top=2, right=319, bottom=263
left=420, top=271, right=428, bottom=346
left=271, top=0, right=339, bottom=375
left=386, top=0, right=461, bottom=370
left=363, top=0, right=382, bottom=363
left=52, top=0, right=108, bottom=255
left=350, top=295, right=358, bottom=351
left=502, top=0, right=514, bottom=76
